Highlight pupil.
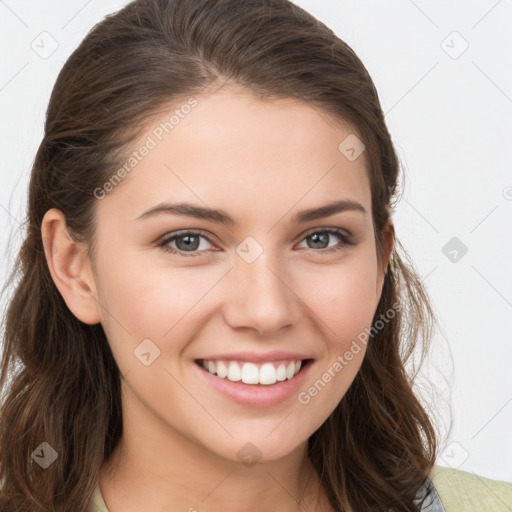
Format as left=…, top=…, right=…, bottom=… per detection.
left=178, top=235, right=199, bottom=251
left=310, top=233, right=328, bottom=249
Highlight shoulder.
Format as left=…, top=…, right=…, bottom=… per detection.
left=429, top=465, right=512, bottom=511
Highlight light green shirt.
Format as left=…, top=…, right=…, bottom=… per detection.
left=430, top=465, right=512, bottom=511
left=91, top=466, right=512, bottom=511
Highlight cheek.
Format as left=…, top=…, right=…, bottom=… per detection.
left=95, top=254, right=218, bottom=367
left=294, top=261, right=377, bottom=416
left=302, top=256, right=379, bottom=345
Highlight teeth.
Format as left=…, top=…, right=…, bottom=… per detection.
left=216, top=361, right=228, bottom=378
left=260, top=363, right=277, bottom=385
left=241, top=362, right=259, bottom=384
left=227, top=361, right=242, bottom=382
left=200, top=359, right=304, bottom=385
left=276, top=363, right=287, bottom=382
left=286, top=361, right=296, bottom=379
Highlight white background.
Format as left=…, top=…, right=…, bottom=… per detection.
left=1, top=0, right=511, bottom=483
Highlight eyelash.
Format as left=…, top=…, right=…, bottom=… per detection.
left=156, top=228, right=356, bottom=258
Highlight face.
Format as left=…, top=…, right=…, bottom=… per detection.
left=80, top=85, right=392, bottom=465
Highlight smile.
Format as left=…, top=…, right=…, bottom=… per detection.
left=196, top=358, right=305, bottom=386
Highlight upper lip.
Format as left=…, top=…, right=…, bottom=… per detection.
left=197, top=351, right=314, bottom=363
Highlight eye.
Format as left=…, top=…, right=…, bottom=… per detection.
left=157, top=228, right=356, bottom=258
left=157, top=230, right=216, bottom=258
left=297, top=228, right=356, bottom=254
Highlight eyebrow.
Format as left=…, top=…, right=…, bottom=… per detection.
left=135, top=199, right=366, bottom=224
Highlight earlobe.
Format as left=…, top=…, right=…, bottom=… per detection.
left=41, top=208, right=102, bottom=325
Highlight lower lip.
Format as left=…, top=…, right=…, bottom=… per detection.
left=194, top=359, right=314, bottom=408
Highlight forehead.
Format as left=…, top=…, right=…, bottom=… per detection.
left=96, top=86, right=371, bottom=225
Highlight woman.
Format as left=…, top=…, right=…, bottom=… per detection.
left=1, top=0, right=510, bottom=510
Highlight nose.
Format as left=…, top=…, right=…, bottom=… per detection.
left=223, top=254, right=302, bottom=336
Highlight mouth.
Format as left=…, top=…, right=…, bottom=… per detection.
left=194, top=358, right=314, bottom=386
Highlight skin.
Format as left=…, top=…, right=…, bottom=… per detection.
left=42, top=84, right=394, bottom=512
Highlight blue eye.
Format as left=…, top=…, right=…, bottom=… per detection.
left=157, top=228, right=356, bottom=258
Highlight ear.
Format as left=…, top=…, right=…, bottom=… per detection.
left=376, top=219, right=395, bottom=297
left=41, top=208, right=102, bottom=325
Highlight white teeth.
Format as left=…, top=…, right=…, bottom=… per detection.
left=216, top=360, right=228, bottom=379
left=286, top=361, right=295, bottom=379
left=227, top=361, right=241, bottom=381
left=241, top=363, right=259, bottom=384
left=260, top=363, right=277, bottom=385
left=276, top=364, right=287, bottom=381
left=200, top=358, right=305, bottom=385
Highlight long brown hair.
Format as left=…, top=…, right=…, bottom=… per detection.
left=0, top=0, right=439, bottom=510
